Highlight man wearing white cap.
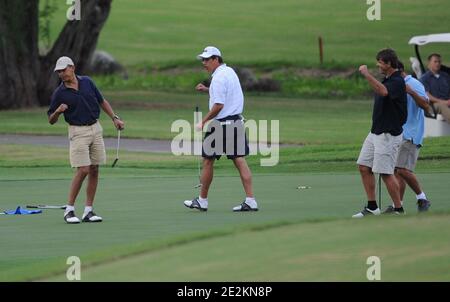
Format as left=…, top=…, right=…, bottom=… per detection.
left=183, top=46, right=258, bottom=212
left=47, top=56, right=125, bottom=224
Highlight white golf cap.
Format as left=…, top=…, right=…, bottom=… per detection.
left=54, top=56, right=74, bottom=71
left=197, top=46, right=221, bottom=60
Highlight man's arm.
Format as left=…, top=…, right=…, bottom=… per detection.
left=48, top=104, right=68, bottom=124
left=359, top=65, right=388, bottom=96
left=197, top=103, right=224, bottom=130
left=100, top=99, right=125, bottom=130
left=406, top=85, right=430, bottom=111
left=196, top=83, right=209, bottom=92
left=426, top=92, right=450, bottom=105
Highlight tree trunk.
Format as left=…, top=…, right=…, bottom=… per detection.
left=0, top=0, right=112, bottom=109
left=38, top=0, right=112, bottom=106
left=0, top=0, right=40, bottom=109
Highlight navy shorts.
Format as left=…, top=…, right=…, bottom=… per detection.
left=202, top=115, right=250, bottom=160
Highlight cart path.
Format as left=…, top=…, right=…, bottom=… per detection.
left=0, top=134, right=295, bottom=153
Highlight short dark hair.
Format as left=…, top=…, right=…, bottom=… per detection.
left=427, top=53, right=441, bottom=61
left=397, top=61, right=404, bottom=71
left=376, top=48, right=399, bottom=68
left=211, top=55, right=223, bottom=64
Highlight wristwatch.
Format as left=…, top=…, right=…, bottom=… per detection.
left=113, top=114, right=120, bottom=120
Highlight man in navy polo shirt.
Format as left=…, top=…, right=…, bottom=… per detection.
left=353, top=48, right=407, bottom=218
left=47, top=56, right=125, bottom=224
left=420, top=53, right=450, bottom=123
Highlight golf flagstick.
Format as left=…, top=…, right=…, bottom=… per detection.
left=378, top=173, right=382, bottom=210
left=194, top=106, right=202, bottom=188
left=112, top=129, right=121, bottom=167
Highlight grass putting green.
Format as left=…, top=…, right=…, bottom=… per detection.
left=1, top=168, right=449, bottom=281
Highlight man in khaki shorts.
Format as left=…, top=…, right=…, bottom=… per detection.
left=47, top=56, right=125, bottom=224
left=353, top=48, right=407, bottom=218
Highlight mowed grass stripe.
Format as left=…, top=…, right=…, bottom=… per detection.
left=0, top=93, right=374, bottom=144
left=43, top=213, right=450, bottom=281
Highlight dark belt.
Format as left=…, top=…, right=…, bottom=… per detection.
left=70, top=120, right=97, bottom=126
left=217, top=114, right=242, bottom=122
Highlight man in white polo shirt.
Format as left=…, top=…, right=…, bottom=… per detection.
left=183, top=46, right=258, bottom=212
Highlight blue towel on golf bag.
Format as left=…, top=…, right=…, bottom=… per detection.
left=3, top=206, right=42, bottom=215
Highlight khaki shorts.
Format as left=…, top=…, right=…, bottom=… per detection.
left=68, top=122, right=106, bottom=168
left=357, top=132, right=402, bottom=175
left=396, top=139, right=420, bottom=172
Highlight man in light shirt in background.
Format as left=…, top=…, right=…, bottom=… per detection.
left=383, top=61, right=431, bottom=213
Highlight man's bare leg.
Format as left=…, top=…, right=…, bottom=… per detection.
left=359, top=165, right=376, bottom=202
left=232, top=157, right=254, bottom=198
left=381, top=174, right=402, bottom=208
left=200, top=158, right=215, bottom=199
left=68, top=166, right=90, bottom=206
left=86, top=165, right=99, bottom=207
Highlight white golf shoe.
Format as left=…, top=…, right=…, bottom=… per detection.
left=352, top=207, right=380, bottom=218
left=232, top=201, right=258, bottom=212
left=183, top=197, right=207, bottom=211
left=82, top=211, right=103, bottom=222
left=64, top=211, right=80, bottom=224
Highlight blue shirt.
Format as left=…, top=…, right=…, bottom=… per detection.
left=47, top=76, right=104, bottom=125
left=403, top=75, right=429, bottom=146
left=420, top=71, right=450, bottom=100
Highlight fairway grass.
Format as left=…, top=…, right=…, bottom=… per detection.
left=43, top=0, right=450, bottom=66
left=0, top=92, right=374, bottom=145
left=3, top=91, right=450, bottom=147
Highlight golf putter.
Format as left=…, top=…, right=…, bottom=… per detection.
left=112, top=129, right=121, bottom=167
left=26, top=204, right=66, bottom=210
left=194, top=106, right=202, bottom=188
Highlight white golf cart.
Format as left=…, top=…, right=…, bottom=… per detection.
left=408, top=33, right=450, bottom=137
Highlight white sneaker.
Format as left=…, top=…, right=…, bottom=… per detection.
left=184, top=197, right=207, bottom=211
left=64, top=211, right=80, bottom=224
left=352, top=207, right=380, bottom=218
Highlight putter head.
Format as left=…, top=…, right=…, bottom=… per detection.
left=112, top=158, right=119, bottom=168
left=194, top=183, right=202, bottom=188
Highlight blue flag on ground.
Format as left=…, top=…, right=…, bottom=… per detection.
left=2, top=206, right=42, bottom=215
